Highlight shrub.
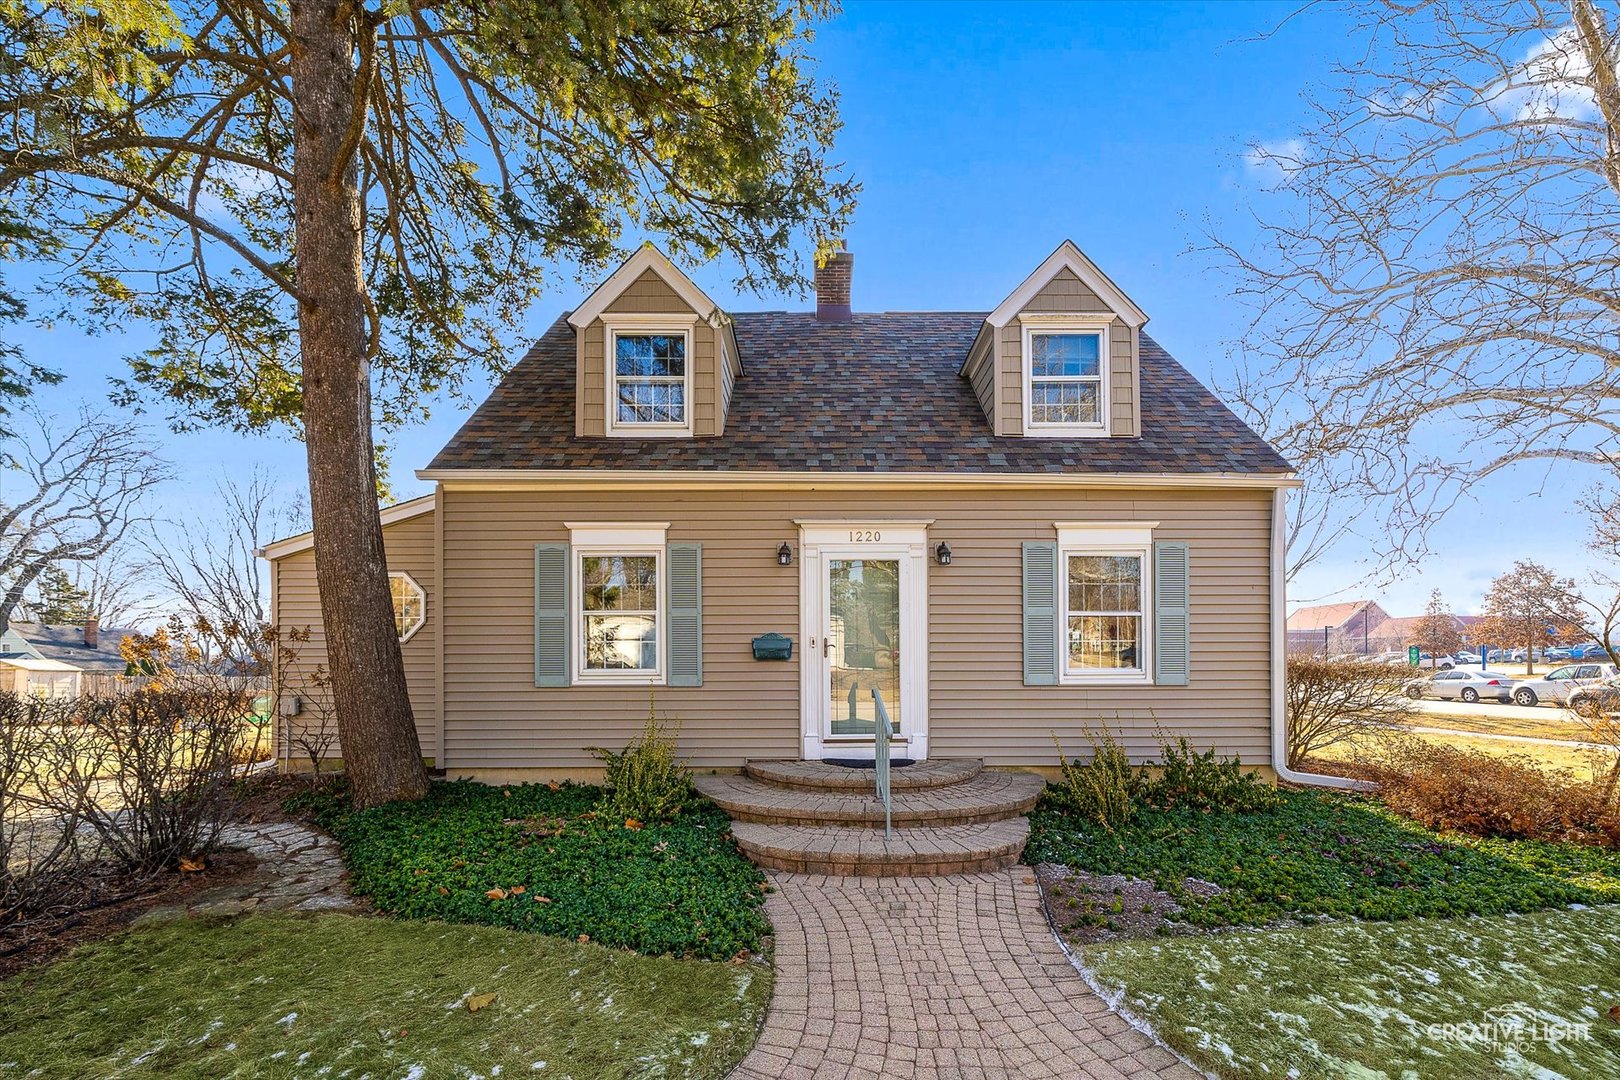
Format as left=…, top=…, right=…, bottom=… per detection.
left=62, top=688, right=252, bottom=872
left=1359, top=736, right=1620, bottom=847
left=1285, top=656, right=1414, bottom=768
left=1, top=696, right=86, bottom=920
left=331, top=780, right=768, bottom=960
left=588, top=698, right=691, bottom=823
left=1051, top=730, right=1141, bottom=829
left=1144, top=737, right=1281, bottom=814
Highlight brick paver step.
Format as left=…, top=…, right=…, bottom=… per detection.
left=730, top=819, right=1030, bottom=876
left=695, top=769, right=1044, bottom=827
left=744, top=756, right=982, bottom=791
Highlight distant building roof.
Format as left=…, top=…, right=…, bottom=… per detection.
left=1286, top=600, right=1385, bottom=633
left=2, top=622, right=140, bottom=674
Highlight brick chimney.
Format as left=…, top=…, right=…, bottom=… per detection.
left=815, top=243, right=853, bottom=322
left=83, top=617, right=98, bottom=650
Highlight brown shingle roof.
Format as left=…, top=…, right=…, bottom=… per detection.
left=428, top=312, right=1290, bottom=475
left=1287, top=600, right=1382, bottom=632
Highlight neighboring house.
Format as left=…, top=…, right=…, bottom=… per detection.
left=264, top=241, right=1300, bottom=780
left=0, top=619, right=135, bottom=698
left=1286, top=600, right=1389, bottom=656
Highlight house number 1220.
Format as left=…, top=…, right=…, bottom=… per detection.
left=849, top=530, right=881, bottom=542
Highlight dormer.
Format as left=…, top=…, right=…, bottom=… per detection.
left=961, top=241, right=1148, bottom=438
left=567, top=246, right=742, bottom=438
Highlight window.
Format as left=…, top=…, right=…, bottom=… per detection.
left=609, top=328, right=690, bottom=431
left=389, top=572, right=427, bottom=643
left=1056, top=522, right=1156, bottom=683
left=1023, top=321, right=1110, bottom=435
left=1065, top=555, right=1144, bottom=674
left=581, top=554, right=660, bottom=675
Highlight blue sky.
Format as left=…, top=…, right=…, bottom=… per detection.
left=10, top=0, right=1590, bottom=617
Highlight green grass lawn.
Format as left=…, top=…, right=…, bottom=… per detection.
left=1026, top=788, right=1620, bottom=927
left=0, top=913, right=771, bottom=1080
left=1086, top=905, right=1620, bottom=1079
left=324, top=780, right=771, bottom=961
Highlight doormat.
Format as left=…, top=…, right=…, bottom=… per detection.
left=824, top=758, right=916, bottom=770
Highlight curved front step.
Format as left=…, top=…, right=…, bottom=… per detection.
left=694, top=770, right=1044, bottom=828
left=732, top=819, right=1030, bottom=876
left=743, top=757, right=982, bottom=792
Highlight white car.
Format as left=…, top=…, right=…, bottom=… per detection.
left=1406, top=670, right=1516, bottom=704
left=1510, top=664, right=1620, bottom=707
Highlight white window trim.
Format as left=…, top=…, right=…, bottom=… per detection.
left=568, top=522, right=671, bottom=685
left=1056, top=521, right=1158, bottom=685
left=1022, top=316, right=1111, bottom=438
left=389, top=571, right=428, bottom=644
left=602, top=314, right=698, bottom=438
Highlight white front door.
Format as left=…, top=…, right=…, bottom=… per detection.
left=798, top=521, right=929, bottom=761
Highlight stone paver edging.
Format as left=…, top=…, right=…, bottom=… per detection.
left=729, top=869, right=1205, bottom=1080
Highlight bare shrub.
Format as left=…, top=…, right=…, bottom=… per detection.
left=40, top=689, right=253, bottom=873
left=1285, top=657, right=1414, bottom=769
left=0, top=696, right=86, bottom=920
left=269, top=624, right=339, bottom=775
left=1360, top=736, right=1620, bottom=848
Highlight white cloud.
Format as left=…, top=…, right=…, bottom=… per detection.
left=1242, top=137, right=1306, bottom=186
left=1497, top=26, right=1602, bottom=124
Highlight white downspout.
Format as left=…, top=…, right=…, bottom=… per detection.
left=1271, top=486, right=1373, bottom=790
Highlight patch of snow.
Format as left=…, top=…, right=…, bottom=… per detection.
left=690, top=1032, right=711, bottom=1047
left=129, top=1042, right=168, bottom=1067
left=276, top=1012, right=299, bottom=1028
left=530, top=1062, right=547, bottom=1071
left=401, top=1066, right=427, bottom=1080
left=191, top=1019, right=225, bottom=1045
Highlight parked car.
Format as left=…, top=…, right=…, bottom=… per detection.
left=1416, top=652, right=1457, bottom=670
left=1567, top=643, right=1615, bottom=661
left=1454, top=650, right=1482, bottom=665
left=1567, top=676, right=1620, bottom=718
left=1405, top=669, right=1516, bottom=704
left=1543, top=647, right=1573, bottom=663
left=1510, top=663, right=1620, bottom=707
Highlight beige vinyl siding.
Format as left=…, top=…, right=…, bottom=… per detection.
left=574, top=268, right=725, bottom=437
left=995, top=267, right=1140, bottom=438
left=962, top=326, right=996, bottom=427
left=438, top=485, right=1273, bottom=772
left=271, top=512, right=441, bottom=764
left=718, top=325, right=740, bottom=432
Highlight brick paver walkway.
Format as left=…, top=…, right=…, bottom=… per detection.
left=729, top=870, right=1203, bottom=1080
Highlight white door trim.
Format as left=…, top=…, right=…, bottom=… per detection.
left=798, top=521, right=929, bottom=761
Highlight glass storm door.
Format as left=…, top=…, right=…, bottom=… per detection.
left=826, top=557, right=902, bottom=737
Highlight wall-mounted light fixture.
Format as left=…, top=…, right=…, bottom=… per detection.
left=777, top=542, right=794, bottom=566
left=935, top=542, right=953, bottom=566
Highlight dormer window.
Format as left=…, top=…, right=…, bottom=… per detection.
left=602, top=316, right=697, bottom=436
left=1022, top=319, right=1111, bottom=436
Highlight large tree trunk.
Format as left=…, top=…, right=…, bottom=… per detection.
left=290, top=0, right=428, bottom=808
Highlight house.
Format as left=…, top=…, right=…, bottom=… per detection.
left=0, top=619, right=136, bottom=698
left=265, top=241, right=1301, bottom=788
left=1286, top=600, right=1389, bottom=655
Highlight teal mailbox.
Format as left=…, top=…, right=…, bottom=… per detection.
left=751, top=633, right=793, bottom=661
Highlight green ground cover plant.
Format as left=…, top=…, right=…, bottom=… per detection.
left=1026, top=787, right=1620, bottom=927
left=0, top=913, right=771, bottom=1080
left=1086, top=905, right=1620, bottom=1079
left=328, top=780, right=770, bottom=960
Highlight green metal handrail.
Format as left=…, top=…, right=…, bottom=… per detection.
left=871, top=687, right=893, bottom=838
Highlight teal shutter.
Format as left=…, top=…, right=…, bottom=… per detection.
left=1022, top=542, right=1059, bottom=686
left=1154, top=541, right=1191, bottom=686
left=667, top=543, right=702, bottom=686
left=534, top=543, right=570, bottom=687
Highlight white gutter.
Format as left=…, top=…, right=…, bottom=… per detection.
left=417, top=468, right=1303, bottom=492
left=1271, top=486, right=1374, bottom=791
